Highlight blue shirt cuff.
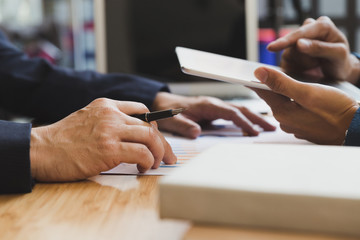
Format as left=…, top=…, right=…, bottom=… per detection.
left=344, top=108, right=360, bottom=146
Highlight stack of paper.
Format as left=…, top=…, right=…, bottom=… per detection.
left=159, top=144, right=360, bottom=236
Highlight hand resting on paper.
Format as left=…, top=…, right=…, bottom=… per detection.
left=151, top=92, right=276, bottom=138
left=30, top=98, right=177, bottom=182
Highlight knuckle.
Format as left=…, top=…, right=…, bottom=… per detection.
left=98, top=106, right=117, bottom=117
left=317, top=16, right=332, bottom=23
left=96, top=121, right=113, bottom=132
left=197, top=96, right=214, bottom=105
left=97, top=136, right=116, bottom=153
left=337, top=44, right=348, bottom=57
left=137, top=145, right=153, bottom=163
left=147, top=127, right=159, bottom=140
left=303, top=18, right=315, bottom=24
left=134, top=102, right=148, bottom=111
left=296, top=28, right=307, bottom=38
left=317, top=19, right=333, bottom=32
left=92, top=98, right=110, bottom=106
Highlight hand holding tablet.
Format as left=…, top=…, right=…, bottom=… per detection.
left=175, top=46, right=274, bottom=91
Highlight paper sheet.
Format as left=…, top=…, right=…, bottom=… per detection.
left=101, top=103, right=311, bottom=176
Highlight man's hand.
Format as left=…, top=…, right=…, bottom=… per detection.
left=30, top=98, right=176, bottom=182
left=152, top=92, right=276, bottom=139
left=252, top=67, right=359, bottom=145
left=268, top=16, right=360, bottom=84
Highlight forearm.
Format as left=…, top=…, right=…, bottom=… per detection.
left=0, top=33, right=169, bottom=123
left=23, top=68, right=169, bottom=123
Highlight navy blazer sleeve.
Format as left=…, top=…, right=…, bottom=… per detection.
left=0, top=32, right=169, bottom=122
left=0, top=31, right=169, bottom=194
left=0, top=121, right=33, bottom=194
left=344, top=108, right=360, bottom=146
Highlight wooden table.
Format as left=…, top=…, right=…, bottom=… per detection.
left=0, top=175, right=357, bottom=240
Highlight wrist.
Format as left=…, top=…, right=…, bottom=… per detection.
left=152, top=92, right=189, bottom=111
left=30, top=127, right=48, bottom=180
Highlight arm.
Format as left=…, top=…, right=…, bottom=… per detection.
left=0, top=31, right=275, bottom=137
left=0, top=31, right=168, bottom=123
left=267, top=16, right=360, bottom=85
left=0, top=31, right=276, bottom=194
left=0, top=31, right=276, bottom=137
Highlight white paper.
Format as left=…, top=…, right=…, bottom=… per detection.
left=102, top=114, right=309, bottom=176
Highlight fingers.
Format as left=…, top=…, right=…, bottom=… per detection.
left=192, top=101, right=261, bottom=136
left=116, top=142, right=174, bottom=173
left=157, top=114, right=202, bottom=139
left=156, top=130, right=177, bottom=166
left=296, top=39, right=347, bottom=60
left=254, top=67, right=313, bottom=105
left=303, top=18, right=316, bottom=25
left=267, top=16, right=338, bottom=52
left=116, top=143, right=155, bottom=172
left=89, top=99, right=176, bottom=171
left=201, top=99, right=269, bottom=136
left=252, top=88, right=291, bottom=113
left=156, top=96, right=276, bottom=137
left=220, top=109, right=260, bottom=136
left=232, top=105, right=276, bottom=131
left=119, top=124, right=176, bottom=170
left=281, top=46, right=320, bottom=72
left=98, top=98, right=152, bottom=117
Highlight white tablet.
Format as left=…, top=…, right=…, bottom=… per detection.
left=175, top=46, right=272, bottom=90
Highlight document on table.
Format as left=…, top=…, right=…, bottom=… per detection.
left=101, top=110, right=311, bottom=176
left=159, top=143, right=360, bottom=236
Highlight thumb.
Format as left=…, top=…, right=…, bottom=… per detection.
left=254, top=67, right=310, bottom=104
left=297, top=38, right=346, bottom=60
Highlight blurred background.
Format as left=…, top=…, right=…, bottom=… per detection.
left=0, top=0, right=359, bottom=75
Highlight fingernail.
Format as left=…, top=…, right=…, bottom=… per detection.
left=266, top=42, right=274, bottom=49
left=298, top=38, right=311, bottom=49
left=255, top=68, right=268, bottom=83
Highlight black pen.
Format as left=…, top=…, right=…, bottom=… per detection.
left=131, top=108, right=184, bottom=122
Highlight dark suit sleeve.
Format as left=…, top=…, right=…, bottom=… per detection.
left=0, top=31, right=169, bottom=123
left=0, top=32, right=169, bottom=194
left=344, top=108, right=360, bottom=146
left=0, top=121, right=33, bottom=194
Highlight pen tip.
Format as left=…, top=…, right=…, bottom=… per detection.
left=172, top=108, right=185, bottom=115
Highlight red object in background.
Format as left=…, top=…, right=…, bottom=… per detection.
left=26, top=40, right=61, bottom=64
left=258, top=28, right=294, bottom=65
